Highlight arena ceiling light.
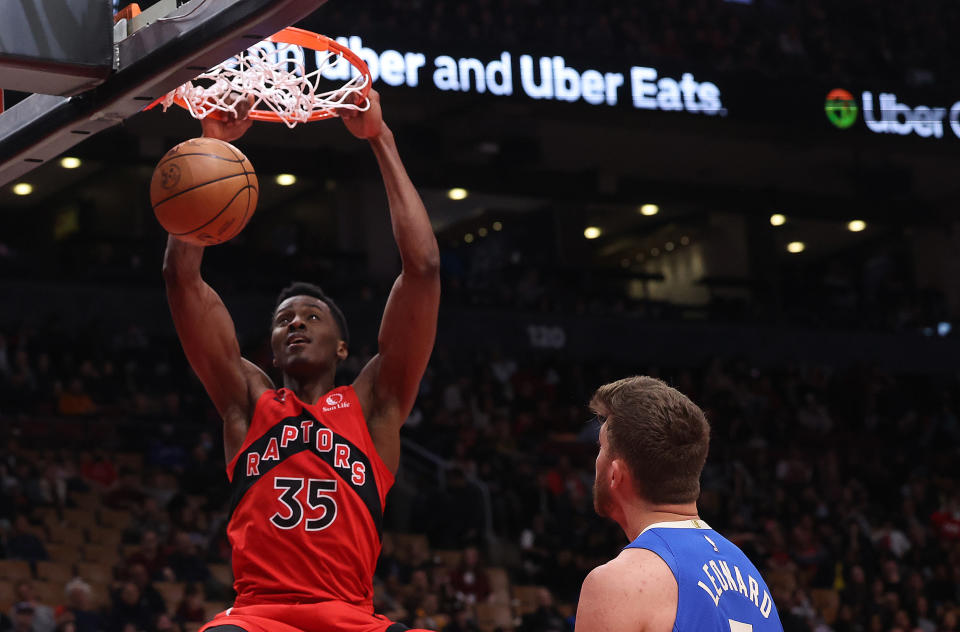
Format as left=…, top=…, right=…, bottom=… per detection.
left=59, top=157, right=81, bottom=169
left=464, top=233, right=475, bottom=243
left=639, top=204, right=660, bottom=216
left=447, top=187, right=468, bottom=200
left=12, top=182, right=33, bottom=196
left=787, top=241, right=806, bottom=253
left=770, top=214, right=786, bottom=226
left=492, top=221, right=503, bottom=231
left=584, top=226, right=602, bottom=239
left=275, top=174, right=297, bottom=186
left=847, top=220, right=867, bottom=232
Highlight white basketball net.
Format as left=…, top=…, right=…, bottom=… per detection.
left=157, top=41, right=370, bottom=128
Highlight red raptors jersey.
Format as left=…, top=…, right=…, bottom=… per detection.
left=225, top=386, right=394, bottom=608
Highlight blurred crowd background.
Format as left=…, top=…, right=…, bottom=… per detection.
left=1, top=317, right=959, bottom=631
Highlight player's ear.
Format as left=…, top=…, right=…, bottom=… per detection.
left=336, top=340, right=348, bottom=362
left=272, top=355, right=279, bottom=368
left=609, top=458, right=627, bottom=489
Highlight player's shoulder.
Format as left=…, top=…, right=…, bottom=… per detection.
left=576, top=549, right=677, bottom=632
left=608, top=545, right=677, bottom=586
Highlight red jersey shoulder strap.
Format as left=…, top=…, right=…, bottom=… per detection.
left=306, top=385, right=395, bottom=499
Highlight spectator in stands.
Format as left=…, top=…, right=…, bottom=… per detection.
left=9, top=581, right=55, bottom=632
left=401, top=569, right=433, bottom=618
left=375, top=535, right=408, bottom=587
left=442, top=607, right=480, bottom=632
left=4, top=515, right=47, bottom=561
left=519, top=587, right=571, bottom=632
left=126, top=529, right=167, bottom=582
left=372, top=580, right=407, bottom=624
left=126, top=497, right=171, bottom=544
left=79, top=451, right=117, bottom=490
left=153, top=613, right=176, bottom=632
left=166, top=499, right=207, bottom=547
left=56, top=378, right=96, bottom=416
left=173, top=584, right=206, bottom=626
left=410, top=593, right=443, bottom=630
left=164, top=531, right=209, bottom=584
left=450, top=546, right=491, bottom=605
left=102, top=467, right=146, bottom=511
left=52, top=618, right=75, bottom=632
left=106, top=581, right=153, bottom=632
left=50, top=607, right=77, bottom=632
left=125, top=563, right=166, bottom=619
left=930, top=494, right=960, bottom=541
left=179, top=443, right=223, bottom=499
left=427, top=468, right=483, bottom=548
left=941, top=610, right=958, bottom=631
left=518, top=513, right=554, bottom=584
left=11, top=603, right=35, bottom=632
left=543, top=549, right=582, bottom=605
left=62, top=579, right=101, bottom=632
left=37, top=462, right=67, bottom=510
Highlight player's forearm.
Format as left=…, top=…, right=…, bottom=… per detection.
left=162, top=235, right=205, bottom=283
left=368, top=127, right=440, bottom=275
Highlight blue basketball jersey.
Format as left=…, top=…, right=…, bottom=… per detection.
left=625, top=520, right=784, bottom=632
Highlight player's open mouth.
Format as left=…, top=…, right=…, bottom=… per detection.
left=286, top=335, right=310, bottom=347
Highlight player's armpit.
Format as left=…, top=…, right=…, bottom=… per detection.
left=575, top=550, right=678, bottom=632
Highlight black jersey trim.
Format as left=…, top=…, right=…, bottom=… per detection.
left=227, top=408, right=384, bottom=538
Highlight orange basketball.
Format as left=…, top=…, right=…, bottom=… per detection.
left=150, top=137, right=259, bottom=246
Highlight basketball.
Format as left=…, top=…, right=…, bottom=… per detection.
left=150, top=137, right=259, bottom=246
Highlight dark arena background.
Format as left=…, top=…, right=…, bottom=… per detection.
left=1, top=1, right=960, bottom=631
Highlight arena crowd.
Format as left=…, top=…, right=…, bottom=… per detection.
left=1, top=317, right=958, bottom=631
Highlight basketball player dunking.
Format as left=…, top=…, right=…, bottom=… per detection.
left=162, top=90, right=440, bottom=632
left=575, top=377, right=784, bottom=632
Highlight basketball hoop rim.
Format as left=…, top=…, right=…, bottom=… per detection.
left=146, top=26, right=372, bottom=124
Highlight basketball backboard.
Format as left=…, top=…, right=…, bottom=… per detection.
left=0, top=0, right=329, bottom=187
left=0, top=0, right=113, bottom=96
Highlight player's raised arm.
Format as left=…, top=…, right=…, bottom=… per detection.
left=345, top=90, right=441, bottom=473
left=162, top=114, right=272, bottom=460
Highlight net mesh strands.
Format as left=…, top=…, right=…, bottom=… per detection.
left=155, top=28, right=371, bottom=128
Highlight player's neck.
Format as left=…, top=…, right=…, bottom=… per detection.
left=282, top=371, right=337, bottom=406
left=620, top=501, right=700, bottom=541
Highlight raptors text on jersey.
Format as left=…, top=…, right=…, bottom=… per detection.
left=225, top=386, right=394, bottom=609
